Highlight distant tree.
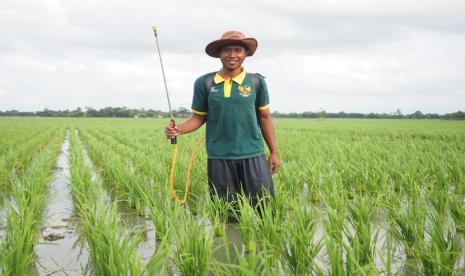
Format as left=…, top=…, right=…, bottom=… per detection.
left=444, top=111, right=465, bottom=120
left=302, top=111, right=318, bottom=118
left=272, top=111, right=281, bottom=117
left=410, top=110, right=424, bottom=119
left=86, top=107, right=100, bottom=117
left=424, top=113, right=440, bottom=119
left=71, top=107, right=85, bottom=117
left=3, top=106, right=464, bottom=120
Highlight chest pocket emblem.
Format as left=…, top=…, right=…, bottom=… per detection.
left=238, top=85, right=252, bottom=97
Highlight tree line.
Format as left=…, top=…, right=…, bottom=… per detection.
left=0, top=107, right=464, bottom=120
left=272, top=110, right=465, bottom=120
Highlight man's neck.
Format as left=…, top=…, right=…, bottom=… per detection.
left=219, top=67, right=243, bottom=80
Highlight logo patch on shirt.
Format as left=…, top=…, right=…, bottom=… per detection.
left=238, top=86, right=252, bottom=97
left=210, top=86, right=218, bottom=93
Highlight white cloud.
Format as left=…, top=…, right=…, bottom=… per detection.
left=0, top=0, right=464, bottom=114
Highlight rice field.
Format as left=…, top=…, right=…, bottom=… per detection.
left=0, top=117, right=464, bottom=275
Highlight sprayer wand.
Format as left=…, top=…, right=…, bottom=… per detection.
left=152, top=26, right=176, bottom=144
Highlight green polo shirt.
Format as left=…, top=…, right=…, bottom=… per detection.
left=191, top=69, right=270, bottom=160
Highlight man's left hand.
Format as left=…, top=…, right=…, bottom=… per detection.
left=268, top=153, right=280, bottom=174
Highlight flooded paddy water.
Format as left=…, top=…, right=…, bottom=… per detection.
left=36, top=131, right=89, bottom=275
left=34, top=130, right=160, bottom=273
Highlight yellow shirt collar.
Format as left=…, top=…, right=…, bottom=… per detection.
left=214, top=67, right=246, bottom=85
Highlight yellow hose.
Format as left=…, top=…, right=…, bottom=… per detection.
left=169, top=135, right=205, bottom=204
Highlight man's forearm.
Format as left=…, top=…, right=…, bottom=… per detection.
left=259, top=111, right=279, bottom=154
left=177, top=114, right=206, bottom=135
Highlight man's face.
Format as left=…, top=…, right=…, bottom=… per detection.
left=219, top=44, right=247, bottom=71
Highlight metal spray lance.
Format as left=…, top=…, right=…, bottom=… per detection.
left=152, top=26, right=177, bottom=144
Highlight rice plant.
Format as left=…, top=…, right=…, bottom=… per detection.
left=449, top=194, right=465, bottom=234
left=344, top=195, right=379, bottom=274
left=387, top=197, right=426, bottom=260
left=233, top=194, right=260, bottom=254
left=225, top=245, right=285, bottom=275
left=69, top=128, right=143, bottom=275
left=172, top=210, right=214, bottom=276
left=1, top=117, right=465, bottom=274
left=283, top=202, right=323, bottom=275
left=80, top=198, right=143, bottom=275
left=322, top=192, right=346, bottom=275
left=144, top=188, right=181, bottom=240
left=205, top=191, right=235, bottom=237
left=417, top=208, right=462, bottom=275
left=0, top=128, right=63, bottom=275
left=254, top=195, right=285, bottom=268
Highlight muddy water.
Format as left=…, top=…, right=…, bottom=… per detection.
left=137, top=220, right=157, bottom=265
left=35, top=131, right=89, bottom=275
left=117, top=206, right=157, bottom=264
left=211, top=222, right=243, bottom=264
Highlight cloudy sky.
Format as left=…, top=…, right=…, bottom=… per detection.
left=1, top=0, right=464, bottom=114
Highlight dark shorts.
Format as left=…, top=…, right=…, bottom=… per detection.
left=207, top=154, right=275, bottom=206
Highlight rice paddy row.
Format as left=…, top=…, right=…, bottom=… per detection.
left=0, top=117, right=464, bottom=275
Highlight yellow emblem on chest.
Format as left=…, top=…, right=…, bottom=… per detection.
left=238, top=86, right=252, bottom=97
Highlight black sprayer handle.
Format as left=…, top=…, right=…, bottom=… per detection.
left=170, top=118, right=177, bottom=144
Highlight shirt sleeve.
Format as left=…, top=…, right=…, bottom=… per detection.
left=257, top=76, right=270, bottom=110
left=191, top=77, right=208, bottom=115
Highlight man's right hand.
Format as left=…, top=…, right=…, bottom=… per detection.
left=165, top=121, right=179, bottom=139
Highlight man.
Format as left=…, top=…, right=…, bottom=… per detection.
left=165, top=31, right=280, bottom=205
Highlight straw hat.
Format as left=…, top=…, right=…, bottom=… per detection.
left=205, top=31, right=258, bottom=58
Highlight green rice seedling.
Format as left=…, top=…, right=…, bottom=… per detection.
left=387, top=197, right=425, bottom=260
left=144, top=189, right=180, bottom=240
left=379, top=234, right=393, bottom=276
left=447, top=157, right=465, bottom=195
left=267, top=189, right=292, bottom=227
left=449, top=195, right=465, bottom=234
left=233, top=194, right=260, bottom=254
left=418, top=209, right=462, bottom=275
left=321, top=189, right=346, bottom=275
left=3, top=117, right=465, bottom=274
left=0, top=128, right=56, bottom=190
left=344, top=196, right=379, bottom=274
left=80, top=197, right=143, bottom=275
left=205, top=191, right=235, bottom=237
left=428, top=188, right=448, bottom=214
left=0, top=130, right=63, bottom=275
left=321, top=185, right=346, bottom=240
left=283, top=202, right=323, bottom=275
left=254, top=195, right=285, bottom=268
left=216, top=244, right=284, bottom=275
left=324, top=238, right=344, bottom=276
left=241, top=246, right=285, bottom=275
left=173, top=211, right=214, bottom=276
left=79, top=131, right=129, bottom=191
left=79, top=128, right=151, bottom=216
left=186, top=172, right=209, bottom=216
left=341, top=239, right=371, bottom=276
left=0, top=189, right=46, bottom=275
left=70, top=128, right=144, bottom=275
left=68, top=133, right=100, bottom=208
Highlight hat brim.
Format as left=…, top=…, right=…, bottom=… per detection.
left=205, top=38, right=258, bottom=58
